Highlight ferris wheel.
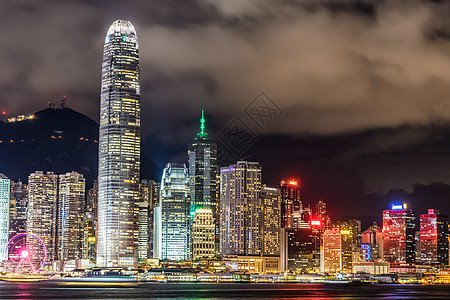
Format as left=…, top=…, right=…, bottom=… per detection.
left=4, top=233, right=47, bottom=273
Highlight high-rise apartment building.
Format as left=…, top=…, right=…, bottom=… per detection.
left=220, top=161, right=262, bottom=256
left=97, top=20, right=141, bottom=267
left=9, top=181, right=28, bottom=239
left=138, top=179, right=159, bottom=260
left=192, top=208, right=215, bottom=260
left=279, top=179, right=301, bottom=229
left=0, top=174, right=10, bottom=261
left=58, top=172, right=85, bottom=261
left=382, top=204, right=415, bottom=264
left=156, top=163, right=189, bottom=260
left=261, top=186, right=281, bottom=256
left=27, top=171, right=58, bottom=261
left=420, top=209, right=449, bottom=265
left=188, top=111, right=218, bottom=256
left=10, top=181, right=28, bottom=220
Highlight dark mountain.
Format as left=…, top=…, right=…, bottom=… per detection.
left=0, top=107, right=160, bottom=186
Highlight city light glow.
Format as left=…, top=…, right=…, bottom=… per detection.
left=311, top=220, right=321, bottom=226
left=288, top=180, right=298, bottom=186
left=21, top=250, right=29, bottom=258
left=391, top=204, right=403, bottom=210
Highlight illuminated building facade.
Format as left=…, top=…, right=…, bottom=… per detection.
left=82, top=180, right=98, bottom=261
left=220, top=161, right=262, bottom=256
left=420, top=209, right=449, bottom=265
left=8, top=181, right=27, bottom=239
left=321, top=228, right=353, bottom=273
left=97, top=20, right=141, bottom=267
left=58, top=172, right=85, bottom=261
left=192, top=208, right=215, bottom=260
left=382, top=204, right=416, bottom=264
left=361, top=228, right=382, bottom=261
left=158, top=163, right=189, bottom=260
left=334, top=219, right=362, bottom=247
left=292, top=208, right=313, bottom=230
left=222, top=255, right=280, bottom=274
left=188, top=111, right=218, bottom=256
left=279, top=179, right=301, bottom=229
left=82, top=180, right=97, bottom=261
left=85, top=180, right=98, bottom=220
left=0, top=174, right=10, bottom=261
left=315, top=200, right=331, bottom=229
left=27, top=171, right=58, bottom=261
left=281, top=227, right=320, bottom=273
left=322, top=228, right=342, bottom=273
left=83, top=212, right=96, bottom=261
left=138, top=179, right=160, bottom=260
left=261, top=187, right=281, bottom=256
left=10, top=181, right=28, bottom=220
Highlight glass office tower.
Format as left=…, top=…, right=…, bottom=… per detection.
left=420, top=209, right=449, bottom=265
left=158, top=163, right=189, bottom=260
left=382, top=204, right=415, bottom=264
left=188, top=111, right=218, bottom=256
left=97, top=20, right=141, bottom=267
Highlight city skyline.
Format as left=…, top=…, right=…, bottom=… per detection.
left=3, top=1, right=450, bottom=202
left=3, top=1, right=450, bottom=284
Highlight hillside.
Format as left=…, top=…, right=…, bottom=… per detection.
left=0, top=108, right=160, bottom=186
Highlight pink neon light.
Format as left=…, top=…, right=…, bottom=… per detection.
left=21, top=250, right=29, bottom=258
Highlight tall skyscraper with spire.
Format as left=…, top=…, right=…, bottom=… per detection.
left=188, top=111, right=218, bottom=257
left=97, top=20, right=141, bottom=267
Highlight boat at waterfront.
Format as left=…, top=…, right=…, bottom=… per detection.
left=0, top=274, right=48, bottom=282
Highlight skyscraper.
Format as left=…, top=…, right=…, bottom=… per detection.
left=97, top=20, right=141, bottom=267
left=382, top=203, right=415, bottom=264
left=27, top=171, right=58, bottom=262
left=420, top=209, right=449, bottom=265
left=0, top=174, right=10, bottom=261
left=157, top=163, right=189, bottom=260
left=220, top=161, right=262, bottom=256
left=188, top=110, right=218, bottom=255
left=322, top=228, right=342, bottom=273
left=138, top=179, right=159, bottom=260
left=279, top=179, right=301, bottom=229
left=315, top=200, right=331, bottom=230
left=192, top=208, right=215, bottom=260
left=10, top=181, right=28, bottom=220
left=281, top=227, right=316, bottom=273
left=83, top=180, right=98, bottom=261
left=261, top=186, right=281, bottom=256
left=58, top=172, right=85, bottom=262
left=321, top=228, right=353, bottom=273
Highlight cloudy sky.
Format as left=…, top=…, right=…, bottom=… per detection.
left=2, top=0, right=450, bottom=220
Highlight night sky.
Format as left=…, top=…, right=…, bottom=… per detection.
left=2, top=0, right=450, bottom=222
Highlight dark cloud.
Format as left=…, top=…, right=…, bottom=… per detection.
left=2, top=0, right=450, bottom=214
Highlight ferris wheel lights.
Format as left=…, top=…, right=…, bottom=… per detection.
left=21, top=250, right=29, bottom=258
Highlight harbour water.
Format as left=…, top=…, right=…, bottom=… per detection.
left=1, top=281, right=450, bottom=299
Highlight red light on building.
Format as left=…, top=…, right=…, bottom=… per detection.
left=2, top=111, right=5, bottom=115
left=289, top=180, right=298, bottom=186
left=311, top=220, right=321, bottom=227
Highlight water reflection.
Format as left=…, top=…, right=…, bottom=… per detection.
left=1, top=282, right=450, bottom=299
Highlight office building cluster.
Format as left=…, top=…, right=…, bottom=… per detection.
left=1, top=20, right=449, bottom=276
